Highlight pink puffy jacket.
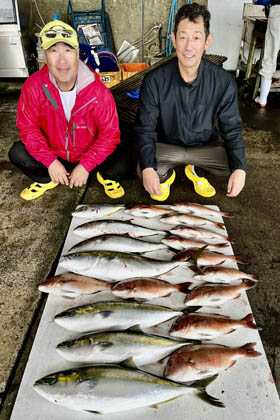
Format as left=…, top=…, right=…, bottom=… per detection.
left=16, top=61, right=120, bottom=172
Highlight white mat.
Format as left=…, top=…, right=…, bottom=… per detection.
left=11, top=205, right=280, bottom=420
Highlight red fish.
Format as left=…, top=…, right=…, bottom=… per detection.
left=164, top=343, right=261, bottom=382
left=169, top=313, right=261, bottom=340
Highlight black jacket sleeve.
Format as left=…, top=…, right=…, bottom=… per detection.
left=217, top=76, right=246, bottom=172
left=135, top=75, right=160, bottom=171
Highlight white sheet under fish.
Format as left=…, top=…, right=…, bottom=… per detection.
left=11, top=205, right=280, bottom=420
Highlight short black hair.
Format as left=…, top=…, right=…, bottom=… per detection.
left=174, top=2, right=211, bottom=39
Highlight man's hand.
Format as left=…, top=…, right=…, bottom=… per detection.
left=142, top=167, right=162, bottom=196
left=226, top=169, right=246, bottom=197
left=69, top=164, right=89, bottom=188
left=48, top=159, right=69, bottom=185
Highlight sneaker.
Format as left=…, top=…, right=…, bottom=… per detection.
left=20, top=181, right=58, bottom=201
left=96, top=171, right=125, bottom=199
left=254, top=96, right=266, bottom=108
left=185, top=165, right=216, bottom=198
left=150, top=169, right=176, bottom=201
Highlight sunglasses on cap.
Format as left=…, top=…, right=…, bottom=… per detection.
left=43, top=28, right=76, bottom=39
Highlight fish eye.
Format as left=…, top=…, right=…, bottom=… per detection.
left=43, top=376, right=58, bottom=385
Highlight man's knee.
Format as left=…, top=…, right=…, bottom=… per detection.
left=8, top=142, right=26, bottom=165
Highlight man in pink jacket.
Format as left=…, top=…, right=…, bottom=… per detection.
left=9, top=20, right=127, bottom=200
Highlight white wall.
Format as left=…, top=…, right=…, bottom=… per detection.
left=207, top=0, right=245, bottom=71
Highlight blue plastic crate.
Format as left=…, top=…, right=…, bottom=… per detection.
left=67, top=0, right=114, bottom=52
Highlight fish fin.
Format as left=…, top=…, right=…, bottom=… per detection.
left=226, top=360, right=237, bottom=369
left=182, top=306, right=202, bottom=314
left=61, top=295, right=75, bottom=300
left=190, top=264, right=205, bottom=275
left=234, top=293, right=242, bottom=299
left=190, top=245, right=208, bottom=265
left=150, top=396, right=181, bottom=408
left=191, top=375, right=225, bottom=408
left=128, top=324, right=142, bottom=333
left=120, top=357, right=137, bottom=369
left=84, top=410, right=102, bottom=414
left=242, top=279, right=257, bottom=288
left=242, top=314, right=262, bottom=330
left=225, top=328, right=235, bottom=334
left=178, top=282, right=192, bottom=294
left=242, top=342, right=262, bottom=357
left=216, top=222, right=225, bottom=230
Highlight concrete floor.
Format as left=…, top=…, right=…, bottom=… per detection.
left=0, top=81, right=279, bottom=419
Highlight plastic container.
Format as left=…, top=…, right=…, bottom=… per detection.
left=99, top=67, right=122, bottom=88
left=120, top=63, right=149, bottom=80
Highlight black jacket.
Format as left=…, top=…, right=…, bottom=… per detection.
left=135, top=57, right=246, bottom=172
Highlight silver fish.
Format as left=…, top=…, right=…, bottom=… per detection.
left=169, top=313, right=260, bottom=340
left=111, top=278, right=191, bottom=300
left=160, top=213, right=225, bottom=230
left=68, top=234, right=168, bottom=254
left=34, top=365, right=223, bottom=414
left=73, top=220, right=166, bottom=239
left=170, top=202, right=232, bottom=218
left=164, top=343, right=261, bottom=382
left=54, top=300, right=186, bottom=333
left=72, top=204, right=124, bottom=219
left=56, top=331, right=187, bottom=365
left=194, top=266, right=259, bottom=283
left=170, top=226, right=230, bottom=242
left=60, top=251, right=189, bottom=282
left=184, top=280, right=257, bottom=307
left=124, top=204, right=172, bottom=218
left=162, top=236, right=229, bottom=251
left=38, top=273, right=110, bottom=298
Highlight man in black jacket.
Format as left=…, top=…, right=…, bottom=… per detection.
left=135, top=3, right=246, bottom=201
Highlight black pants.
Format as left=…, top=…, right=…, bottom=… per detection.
left=8, top=142, right=134, bottom=183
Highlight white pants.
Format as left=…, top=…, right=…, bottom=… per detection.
left=260, top=5, right=280, bottom=80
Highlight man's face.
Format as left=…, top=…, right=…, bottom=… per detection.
left=171, top=17, right=213, bottom=74
left=44, top=42, right=79, bottom=91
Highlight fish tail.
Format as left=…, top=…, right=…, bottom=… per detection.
left=242, top=314, right=262, bottom=330
left=216, top=222, right=225, bottom=230
left=191, top=375, right=225, bottom=408
left=178, top=282, right=192, bottom=294
left=247, top=274, right=259, bottom=282
left=242, top=279, right=257, bottom=289
left=215, top=243, right=230, bottom=248
left=231, top=255, right=246, bottom=264
left=221, top=212, right=233, bottom=218
left=242, top=342, right=262, bottom=357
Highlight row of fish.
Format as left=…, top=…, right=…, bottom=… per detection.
left=34, top=203, right=261, bottom=415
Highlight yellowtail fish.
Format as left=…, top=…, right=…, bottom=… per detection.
left=184, top=280, right=257, bottom=307
left=56, top=331, right=188, bottom=365
left=173, top=248, right=243, bottom=266
left=170, top=202, right=232, bottom=218
left=124, top=204, right=172, bottom=218
left=74, top=220, right=166, bottom=239
left=162, top=236, right=229, bottom=251
left=54, top=300, right=189, bottom=333
left=33, top=365, right=223, bottom=414
left=160, top=213, right=225, bottom=230
left=164, top=343, right=261, bottom=382
left=111, top=278, right=191, bottom=300
left=60, top=251, right=190, bottom=282
left=193, top=267, right=259, bottom=283
left=170, top=226, right=230, bottom=242
left=38, top=273, right=110, bottom=298
left=169, top=313, right=261, bottom=340
left=68, top=234, right=168, bottom=254
left=72, top=204, right=124, bottom=219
